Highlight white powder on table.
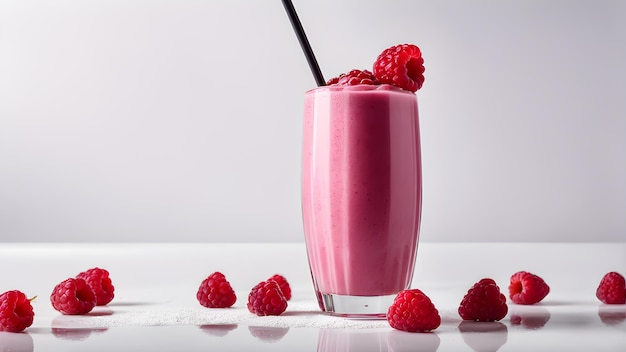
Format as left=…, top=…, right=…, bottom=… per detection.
left=50, top=301, right=389, bottom=330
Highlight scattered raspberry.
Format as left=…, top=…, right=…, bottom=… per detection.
left=508, top=271, right=550, bottom=305
left=268, top=274, right=292, bottom=301
left=247, top=280, right=288, bottom=316
left=458, top=278, right=508, bottom=321
left=196, top=272, right=237, bottom=308
left=50, top=278, right=96, bottom=315
left=327, top=69, right=379, bottom=86
left=596, top=272, right=626, bottom=304
left=0, top=290, right=35, bottom=332
left=373, top=44, right=425, bottom=92
left=76, top=267, right=115, bottom=306
left=387, top=289, right=441, bottom=332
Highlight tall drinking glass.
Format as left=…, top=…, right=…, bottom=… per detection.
left=301, top=84, right=422, bottom=318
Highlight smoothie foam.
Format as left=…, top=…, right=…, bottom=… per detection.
left=302, top=84, right=422, bottom=298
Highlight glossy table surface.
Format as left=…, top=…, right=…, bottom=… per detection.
left=1, top=242, right=624, bottom=351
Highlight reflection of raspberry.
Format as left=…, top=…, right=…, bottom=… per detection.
left=598, top=308, right=626, bottom=326
left=459, top=278, right=508, bottom=322
left=0, top=290, right=35, bottom=332
left=596, top=272, right=626, bottom=304
left=199, top=324, right=238, bottom=337
left=508, top=271, right=550, bottom=305
left=248, top=326, right=290, bottom=342
left=387, top=289, right=441, bottom=332
left=76, top=267, right=115, bottom=306
left=50, top=278, right=96, bottom=315
left=327, top=69, right=379, bottom=86
left=51, top=327, right=108, bottom=341
left=373, top=44, right=425, bottom=92
left=247, top=280, right=287, bottom=316
left=268, top=274, right=292, bottom=301
left=458, top=320, right=508, bottom=352
left=196, top=272, right=237, bottom=308
left=510, top=310, right=551, bottom=329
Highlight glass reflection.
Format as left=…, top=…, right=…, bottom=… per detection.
left=387, top=329, right=440, bottom=352
left=248, top=326, right=290, bottom=343
left=510, top=307, right=551, bottom=330
left=317, top=328, right=390, bottom=352
left=0, top=331, right=34, bottom=352
left=598, top=305, right=626, bottom=326
left=199, top=324, right=238, bottom=337
left=458, top=321, right=508, bottom=352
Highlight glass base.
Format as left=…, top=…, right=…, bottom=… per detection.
left=317, top=293, right=396, bottom=319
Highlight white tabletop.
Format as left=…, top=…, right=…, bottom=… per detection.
left=0, top=242, right=624, bottom=351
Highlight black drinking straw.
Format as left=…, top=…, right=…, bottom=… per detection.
left=281, top=0, right=326, bottom=86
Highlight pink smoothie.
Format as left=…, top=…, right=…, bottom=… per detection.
left=302, top=84, right=422, bottom=298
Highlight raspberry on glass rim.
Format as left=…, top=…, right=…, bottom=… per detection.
left=326, top=69, right=379, bottom=86
left=373, top=43, right=425, bottom=92
left=326, top=43, right=426, bottom=92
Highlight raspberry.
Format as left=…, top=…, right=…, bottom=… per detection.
left=596, top=272, right=626, bottom=304
left=458, top=278, right=508, bottom=322
left=247, top=280, right=288, bottom=316
left=387, top=289, right=441, bottom=332
left=76, top=267, right=115, bottom=306
left=0, top=290, right=35, bottom=332
left=327, top=69, right=379, bottom=86
left=508, top=271, right=550, bottom=305
left=373, top=44, right=425, bottom=92
left=268, top=274, right=292, bottom=301
left=196, top=272, right=237, bottom=308
left=50, top=278, right=96, bottom=315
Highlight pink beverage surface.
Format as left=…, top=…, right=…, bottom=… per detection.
left=302, top=85, right=422, bottom=296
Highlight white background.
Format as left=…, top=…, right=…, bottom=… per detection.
left=1, top=0, right=624, bottom=243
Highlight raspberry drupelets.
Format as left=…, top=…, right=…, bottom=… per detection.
left=76, top=267, right=115, bottom=306
left=326, top=43, right=425, bottom=92
left=247, top=280, right=288, bottom=316
left=373, top=44, right=425, bottom=92
left=50, top=278, right=97, bottom=315
left=268, top=274, right=292, bottom=301
left=596, top=272, right=626, bottom=304
left=387, top=289, right=441, bottom=332
left=197, top=272, right=237, bottom=308
left=508, top=271, right=550, bottom=305
left=459, top=278, right=508, bottom=322
left=326, top=69, right=379, bottom=86
left=0, top=290, right=35, bottom=332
